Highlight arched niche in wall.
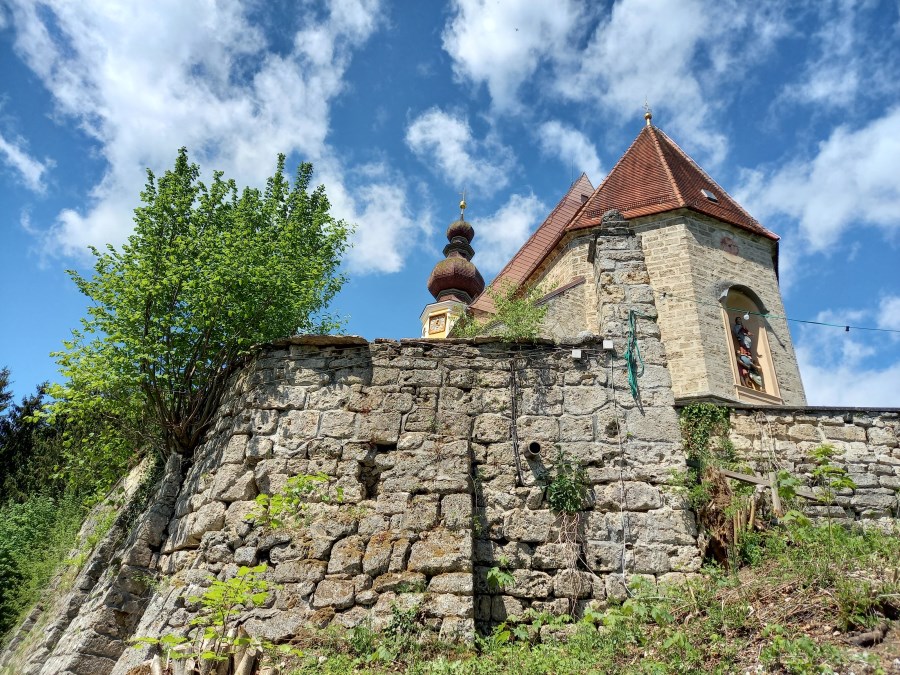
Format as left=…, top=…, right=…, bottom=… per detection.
left=719, top=285, right=782, bottom=404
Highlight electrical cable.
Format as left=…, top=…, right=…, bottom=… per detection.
left=656, top=290, right=900, bottom=334
left=624, top=310, right=648, bottom=403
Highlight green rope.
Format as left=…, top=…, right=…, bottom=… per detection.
left=624, top=309, right=646, bottom=402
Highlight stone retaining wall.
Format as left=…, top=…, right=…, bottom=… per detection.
left=727, top=407, right=900, bottom=524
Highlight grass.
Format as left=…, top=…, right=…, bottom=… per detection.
left=280, top=521, right=900, bottom=675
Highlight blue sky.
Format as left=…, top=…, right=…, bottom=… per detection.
left=1, top=0, right=899, bottom=406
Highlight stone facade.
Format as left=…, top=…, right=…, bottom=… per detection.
left=534, top=235, right=598, bottom=341
left=529, top=210, right=806, bottom=408
left=635, top=211, right=805, bottom=406
left=727, top=407, right=900, bottom=524
left=5, top=340, right=898, bottom=673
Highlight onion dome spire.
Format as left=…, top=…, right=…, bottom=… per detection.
left=427, top=194, right=485, bottom=304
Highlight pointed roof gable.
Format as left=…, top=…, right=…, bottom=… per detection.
left=470, top=173, right=594, bottom=314
left=570, top=125, right=777, bottom=239
left=470, top=125, right=778, bottom=314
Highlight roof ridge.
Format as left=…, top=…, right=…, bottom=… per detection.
left=470, top=173, right=594, bottom=312
left=562, top=126, right=646, bottom=229
left=649, top=125, right=684, bottom=205
left=653, top=127, right=776, bottom=238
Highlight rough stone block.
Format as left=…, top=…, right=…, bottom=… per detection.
left=222, top=434, right=249, bottom=463
left=273, top=560, right=327, bottom=584
left=359, top=411, right=402, bottom=444
left=564, top=387, right=607, bottom=415
left=506, top=570, right=552, bottom=599
left=402, top=494, right=441, bottom=532
left=278, top=410, right=320, bottom=441
left=553, top=569, right=594, bottom=598
left=490, top=595, right=525, bottom=622
left=245, top=436, right=274, bottom=464
left=425, top=593, right=474, bottom=618
left=428, top=572, right=474, bottom=595
left=474, top=414, right=509, bottom=443
left=503, top=509, right=554, bottom=543
left=320, top=411, right=358, bottom=439
left=372, top=571, right=426, bottom=593
left=408, top=530, right=472, bottom=574
left=363, top=532, right=394, bottom=576
left=532, top=543, right=576, bottom=570
left=442, top=493, right=472, bottom=530
left=211, top=465, right=257, bottom=503
left=313, top=579, right=355, bottom=610
left=560, top=415, right=595, bottom=441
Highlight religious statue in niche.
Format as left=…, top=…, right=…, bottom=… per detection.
left=732, top=316, right=764, bottom=390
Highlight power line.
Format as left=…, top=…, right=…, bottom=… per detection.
left=657, top=290, right=900, bottom=335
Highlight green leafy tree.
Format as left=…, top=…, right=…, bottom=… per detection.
left=0, top=383, right=66, bottom=503
left=50, top=149, right=351, bottom=487
left=0, top=368, right=12, bottom=417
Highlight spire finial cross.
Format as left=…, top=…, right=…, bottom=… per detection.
left=643, top=100, right=653, bottom=126
left=459, top=189, right=467, bottom=219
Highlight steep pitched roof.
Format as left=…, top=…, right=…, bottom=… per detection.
left=471, top=125, right=777, bottom=314
left=570, top=125, right=777, bottom=239
left=469, top=173, right=594, bottom=314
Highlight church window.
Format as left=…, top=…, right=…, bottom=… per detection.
left=722, top=288, right=781, bottom=402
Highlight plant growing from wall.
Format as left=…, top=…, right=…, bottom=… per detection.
left=809, top=444, right=856, bottom=539
left=487, top=555, right=515, bottom=591
left=133, top=564, right=302, bottom=670
left=451, top=281, right=549, bottom=340
left=250, top=472, right=342, bottom=529
left=543, top=450, right=588, bottom=515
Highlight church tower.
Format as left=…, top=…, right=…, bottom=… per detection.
left=467, top=112, right=806, bottom=407
left=420, top=198, right=485, bottom=338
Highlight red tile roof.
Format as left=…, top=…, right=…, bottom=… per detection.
left=471, top=125, right=777, bottom=315
left=571, top=125, right=777, bottom=239
left=470, top=173, right=594, bottom=314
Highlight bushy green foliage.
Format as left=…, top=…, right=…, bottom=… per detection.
left=0, top=382, right=66, bottom=503
left=50, top=148, right=351, bottom=488
left=134, top=564, right=303, bottom=667
left=678, top=403, right=733, bottom=467
left=486, top=555, right=515, bottom=591
left=0, top=494, right=84, bottom=639
left=451, top=281, right=548, bottom=340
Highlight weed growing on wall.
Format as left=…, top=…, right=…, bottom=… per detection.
left=250, top=472, right=342, bottom=529
left=451, top=281, right=549, bottom=340
left=542, top=450, right=588, bottom=515
left=286, top=521, right=900, bottom=674
left=133, top=564, right=302, bottom=670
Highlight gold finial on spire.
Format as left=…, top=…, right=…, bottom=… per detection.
left=459, top=189, right=467, bottom=219
left=643, top=100, right=653, bottom=126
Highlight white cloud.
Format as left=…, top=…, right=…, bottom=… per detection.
left=469, top=193, right=545, bottom=273
left=5, top=0, right=426, bottom=273
left=536, top=121, right=603, bottom=182
left=442, top=0, right=585, bottom=112
left=795, top=304, right=900, bottom=406
left=737, top=108, right=900, bottom=252
left=405, top=108, right=515, bottom=195
left=876, top=295, right=900, bottom=333
left=442, top=0, right=790, bottom=165
left=0, top=131, right=51, bottom=191
left=779, top=0, right=899, bottom=110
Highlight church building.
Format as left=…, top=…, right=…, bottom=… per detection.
left=422, top=112, right=807, bottom=407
